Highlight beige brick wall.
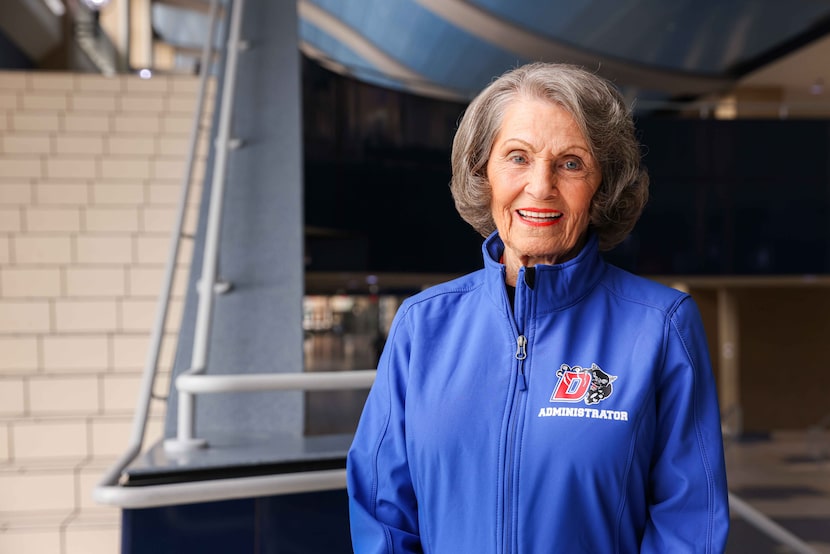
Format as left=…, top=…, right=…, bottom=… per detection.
left=0, top=70, right=210, bottom=554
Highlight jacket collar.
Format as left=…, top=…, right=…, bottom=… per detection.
left=482, top=231, right=607, bottom=313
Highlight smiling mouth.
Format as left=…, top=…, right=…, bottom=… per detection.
left=517, top=209, right=562, bottom=225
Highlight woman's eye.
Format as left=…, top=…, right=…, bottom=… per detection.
left=508, top=153, right=527, bottom=164
left=562, top=159, right=582, bottom=171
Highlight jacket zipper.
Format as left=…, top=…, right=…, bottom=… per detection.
left=503, top=334, right=528, bottom=553
left=503, top=267, right=531, bottom=554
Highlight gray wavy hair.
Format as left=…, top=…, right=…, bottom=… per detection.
left=450, top=62, right=649, bottom=251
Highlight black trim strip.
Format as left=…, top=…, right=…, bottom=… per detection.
left=120, top=457, right=347, bottom=487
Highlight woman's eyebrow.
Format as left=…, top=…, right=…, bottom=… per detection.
left=499, top=137, right=592, bottom=155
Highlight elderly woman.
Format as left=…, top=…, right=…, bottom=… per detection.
left=347, top=63, right=729, bottom=553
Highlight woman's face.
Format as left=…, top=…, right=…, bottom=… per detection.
left=486, top=97, right=601, bottom=269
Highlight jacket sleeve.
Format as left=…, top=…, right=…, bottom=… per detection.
left=347, top=307, right=422, bottom=553
left=641, top=296, right=730, bottom=553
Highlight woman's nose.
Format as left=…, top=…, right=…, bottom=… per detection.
left=524, top=164, right=557, bottom=199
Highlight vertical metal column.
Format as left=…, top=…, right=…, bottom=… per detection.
left=119, top=0, right=131, bottom=71
left=143, top=0, right=153, bottom=68
left=164, top=0, right=306, bottom=444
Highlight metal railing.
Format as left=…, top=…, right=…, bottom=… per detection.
left=163, top=0, right=248, bottom=453
left=93, top=0, right=377, bottom=508
left=93, top=0, right=222, bottom=505
left=94, top=370, right=374, bottom=508
left=729, top=493, right=819, bottom=554
left=93, top=2, right=822, bottom=551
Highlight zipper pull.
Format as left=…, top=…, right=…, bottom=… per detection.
left=515, top=335, right=527, bottom=390
left=515, top=335, right=527, bottom=360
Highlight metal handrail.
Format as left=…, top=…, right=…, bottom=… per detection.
left=94, top=371, right=374, bottom=509
left=175, top=369, right=376, bottom=394
left=166, top=0, right=247, bottom=452
left=93, top=0, right=222, bottom=504
left=167, top=371, right=374, bottom=485
left=94, top=468, right=348, bottom=509
left=728, top=493, right=819, bottom=554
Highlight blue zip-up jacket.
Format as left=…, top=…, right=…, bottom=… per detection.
left=347, top=232, right=729, bottom=553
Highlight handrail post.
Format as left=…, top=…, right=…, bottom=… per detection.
left=165, top=0, right=247, bottom=453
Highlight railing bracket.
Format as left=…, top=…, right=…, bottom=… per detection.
left=163, top=437, right=209, bottom=454
left=213, top=137, right=245, bottom=150
left=214, top=280, right=233, bottom=294
left=196, top=279, right=234, bottom=295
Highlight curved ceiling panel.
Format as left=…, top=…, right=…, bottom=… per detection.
left=152, top=0, right=830, bottom=106
left=300, top=0, right=528, bottom=99
left=468, top=0, right=830, bottom=73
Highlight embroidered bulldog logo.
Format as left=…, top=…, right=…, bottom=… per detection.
left=550, top=363, right=617, bottom=405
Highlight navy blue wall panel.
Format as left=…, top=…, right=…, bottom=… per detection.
left=122, top=491, right=351, bottom=554
left=123, top=499, right=256, bottom=553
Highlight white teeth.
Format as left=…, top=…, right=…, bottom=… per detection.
left=518, top=210, right=561, bottom=220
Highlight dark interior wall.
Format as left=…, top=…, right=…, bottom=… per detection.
left=304, top=158, right=483, bottom=273
left=302, top=58, right=482, bottom=274
left=691, top=287, right=830, bottom=432
left=0, top=28, right=34, bottom=69
left=631, top=118, right=830, bottom=276
left=736, top=288, right=830, bottom=431
left=303, top=60, right=830, bottom=277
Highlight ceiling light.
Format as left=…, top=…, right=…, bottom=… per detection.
left=79, top=0, right=112, bottom=11
left=42, top=0, right=66, bottom=16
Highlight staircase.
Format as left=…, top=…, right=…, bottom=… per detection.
left=0, top=70, right=210, bottom=554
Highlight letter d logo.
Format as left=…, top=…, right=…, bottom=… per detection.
left=550, top=365, right=590, bottom=403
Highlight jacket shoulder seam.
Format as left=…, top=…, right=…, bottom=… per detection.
left=399, top=280, right=485, bottom=312
left=599, top=279, right=686, bottom=316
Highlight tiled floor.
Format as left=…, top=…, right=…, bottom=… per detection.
left=725, top=431, right=830, bottom=553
